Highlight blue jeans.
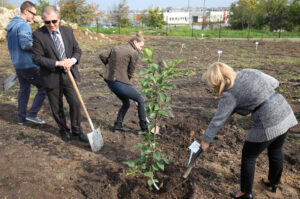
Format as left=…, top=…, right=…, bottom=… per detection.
left=107, top=81, right=146, bottom=123
left=16, top=67, right=46, bottom=123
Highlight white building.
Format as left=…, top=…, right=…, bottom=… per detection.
left=164, top=12, right=189, bottom=25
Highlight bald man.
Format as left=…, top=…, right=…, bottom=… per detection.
left=32, top=6, right=88, bottom=143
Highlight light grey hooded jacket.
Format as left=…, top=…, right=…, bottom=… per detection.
left=202, top=69, right=298, bottom=143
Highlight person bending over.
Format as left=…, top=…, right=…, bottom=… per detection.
left=99, top=31, right=150, bottom=132
left=200, top=62, right=298, bottom=199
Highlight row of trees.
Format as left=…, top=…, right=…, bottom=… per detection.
left=230, top=0, right=300, bottom=31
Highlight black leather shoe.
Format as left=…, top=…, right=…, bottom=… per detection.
left=78, top=132, right=89, bottom=143
left=61, top=132, right=71, bottom=142
left=230, top=193, right=253, bottom=199
left=262, top=178, right=278, bottom=192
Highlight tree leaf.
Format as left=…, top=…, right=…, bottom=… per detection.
left=158, top=110, right=169, bottom=116
left=159, top=92, right=166, bottom=102
left=147, top=179, right=153, bottom=186
left=123, top=161, right=135, bottom=167
left=149, top=112, right=156, bottom=119
left=162, top=157, right=170, bottom=164
left=144, top=171, right=153, bottom=178
left=152, top=163, right=159, bottom=171
left=157, top=161, right=165, bottom=171
left=133, top=143, right=143, bottom=149
left=153, top=151, right=161, bottom=161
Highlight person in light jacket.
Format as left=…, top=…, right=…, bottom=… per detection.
left=200, top=62, right=298, bottom=199
left=99, top=31, right=150, bottom=132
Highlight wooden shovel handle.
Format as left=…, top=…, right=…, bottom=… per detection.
left=67, top=70, right=90, bottom=120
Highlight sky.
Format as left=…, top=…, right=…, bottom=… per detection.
left=7, top=0, right=237, bottom=11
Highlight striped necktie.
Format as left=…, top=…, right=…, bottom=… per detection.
left=52, top=31, right=66, bottom=60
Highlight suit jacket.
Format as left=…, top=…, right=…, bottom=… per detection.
left=32, top=26, right=81, bottom=88
left=99, top=41, right=139, bottom=85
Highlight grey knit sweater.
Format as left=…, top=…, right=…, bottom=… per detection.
left=202, top=69, right=298, bottom=143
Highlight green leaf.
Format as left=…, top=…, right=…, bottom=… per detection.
left=157, top=161, right=165, bottom=171
left=159, top=92, right=166, bottom=102
left=152, top=163, right=159, bottom=171
left=147, top=179, right=153, bottom=186
left=126, top=170, right=137, bottom=176
left=143, top=48, right=153, bottom=60
left=153, top=151, right=161, bottom=160
left=149, top=112, right=156, bottom=119
left=166, top=96, right=172, bottom=103
left=162, top=157, right=170, bottom=164
left=154, top=104, right=160, bottom=111
left=144, top=171, right=154, bottom=178
left=123, top=161, right=136, bottom=167
left=168, top=111, right=174, bottom=117
left=139, top=69, right=149, bottom=76
left=158, top=110, right=169, bottom=116
left=133, top=143, right=143, bottom=149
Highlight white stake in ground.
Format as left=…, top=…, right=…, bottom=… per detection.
left=218, top=50, right=223, bottom=62
left=180, top=43, right=185, bottom=53
left=201, top=33, right=204, bottom=39
left=255, top=42, right=259, bottom=51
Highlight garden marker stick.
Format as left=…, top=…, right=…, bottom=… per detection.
left=255, top=42, right=259, bottom=51
left=201, top=33, right=204, bottom=39
left=67, top=70, right=104, bottom=152
left=180, top=43, right=185, bottom=53
left=183, top=148, right=203, bottom=179
left=217, top=50, right=223, bottom=62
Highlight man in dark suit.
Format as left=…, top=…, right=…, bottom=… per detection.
left=32, top=6, right=88, bottom=143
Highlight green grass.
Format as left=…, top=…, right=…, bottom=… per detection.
left=81, top=25, right=300, bottom=39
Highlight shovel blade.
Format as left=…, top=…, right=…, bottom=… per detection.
left=3, top=74, right=17, bottom=91
left=87, top=128, right=104, bottom=152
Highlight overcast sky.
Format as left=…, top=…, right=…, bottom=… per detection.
left=8, top=0, right=237, bottom=11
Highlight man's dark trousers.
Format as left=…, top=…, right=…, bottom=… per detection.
left=46, top=72, right=82, bottom=135
left=16, top=67, right=46, bottom=123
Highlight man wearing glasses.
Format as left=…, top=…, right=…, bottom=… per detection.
left=32, top=6, right=88, bottom=143
left=6, top=1, right=46, bottom=125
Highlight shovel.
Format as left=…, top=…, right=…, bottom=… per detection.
left=183, top=148, right=202, bottom=179
left=3, top=74, right=17, bottom=91
left=67, top=70, right=104, bottom=152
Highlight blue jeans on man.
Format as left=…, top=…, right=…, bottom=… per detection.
left=16, top=67, right=46, bottom=124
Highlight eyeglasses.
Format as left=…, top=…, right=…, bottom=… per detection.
left=27, top=10, right=36, bottom=16
left=44, top=20, right=58, bottom=25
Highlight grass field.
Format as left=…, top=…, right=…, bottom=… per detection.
left=81, top=25, right=300, bottom=39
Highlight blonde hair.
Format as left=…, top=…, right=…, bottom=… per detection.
left=202, top=62, right=236, bottom=95
left=130, top=30, right=144, bottom=43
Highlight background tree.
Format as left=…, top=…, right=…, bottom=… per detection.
left=36, top=0, right=50, bottom=15
left=259, top=0, right=289, bottom=31
left=286, top=0, right=300, bottom=31
left=147, top=8, right=166, bottom=29
left=110, top=0, right=131, bottom=28
left=58, top=0, right=99, bottom=25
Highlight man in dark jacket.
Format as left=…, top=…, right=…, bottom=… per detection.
left=32, top=6, right=88, bottom=143
left=6, top=1, right=46, bottom=125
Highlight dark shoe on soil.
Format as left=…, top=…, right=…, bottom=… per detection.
left=113, top=122, right=129, bottom=132
left=262, top=178, right=278, bottom=192
left=230, top=193, right=253, bottom=199
left=61, top=132, right=71, bottom=142
left=73, top=132, right=89, bottom=143
left=140, top=120, right=153, bottom=131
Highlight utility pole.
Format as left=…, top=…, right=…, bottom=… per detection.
left=202, top=0, right=206, bottom=30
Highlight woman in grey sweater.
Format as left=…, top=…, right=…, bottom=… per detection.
left=200, top=62, right=298, bottom=199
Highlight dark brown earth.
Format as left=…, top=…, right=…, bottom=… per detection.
left=0, top=30, right=299, bottom=199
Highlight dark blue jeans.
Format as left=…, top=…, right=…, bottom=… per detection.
left=240, top=132, right=288, bottom=194
left=107, top=81, right=146, bottom=123
left=16, top=67, right=46, bottom=123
